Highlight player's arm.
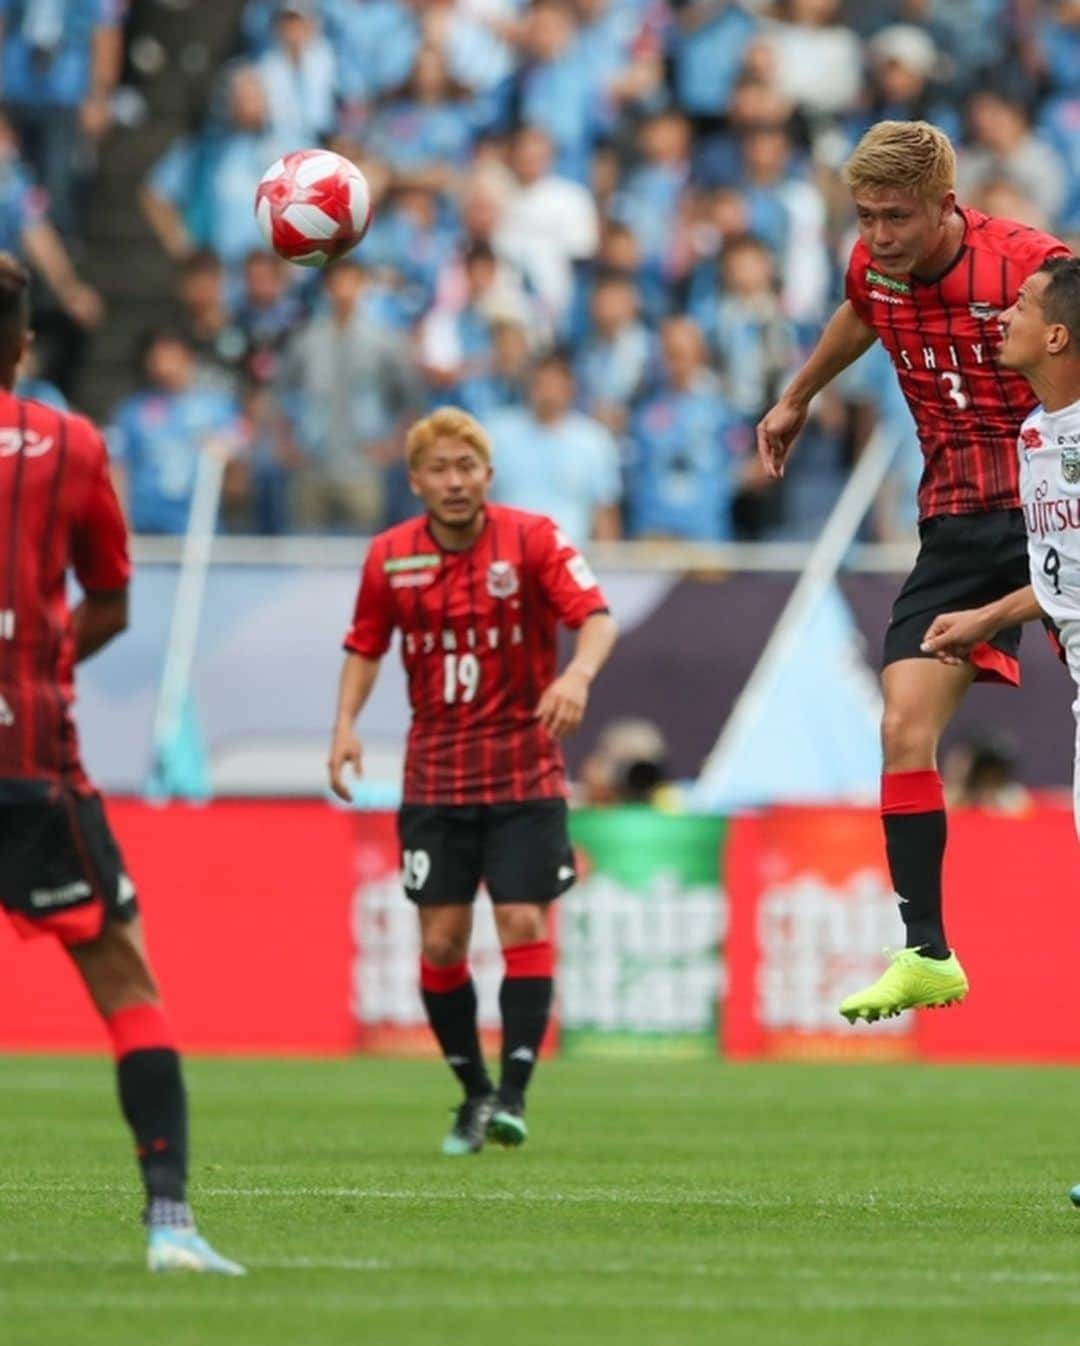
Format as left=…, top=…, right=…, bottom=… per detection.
left=920, top=586, right=1044, bottom=665
left=328, top=653, right=382, bottom=801
left=536, top=611, right=618, bottom=740
left=72, top=590, right=128, bottom=662
left=756, top=300, right=876, bottom=479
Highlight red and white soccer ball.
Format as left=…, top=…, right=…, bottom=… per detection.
left=255, top=149, right=372, bottom=268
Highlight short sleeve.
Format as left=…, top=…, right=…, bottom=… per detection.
left=343, top=542, right=396, bottom=658
left=844, top=244, right=873, bottom=325
left=528, top=517, right=609, bottom=630
left=71, top=432, right=131, bottom=593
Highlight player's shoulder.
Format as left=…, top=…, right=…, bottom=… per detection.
left=962, top=207, right=1068, bottom=265
left=487, top=502, right=563, bottom=545
left=845, top=236, right=873, bottom=277
left=20, top=397, right=105, bottom=463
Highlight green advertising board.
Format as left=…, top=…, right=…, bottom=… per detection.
left=562, top=809, right=726, bottom=1059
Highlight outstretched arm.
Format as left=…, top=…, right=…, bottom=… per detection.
left=921, top=586, right=1044, bottom=665
left=756, top=300, right=876, bottom=479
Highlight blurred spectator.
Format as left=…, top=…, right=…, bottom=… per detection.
left=668, top=0, right=760, bottom=119
left=627, top=317, right=752, bottom=541
left=322, top=0, right=418, bottom=109
left=495, top=126, right=599, bottom=329
left=257, top=0, right=337, bottom=145
left=141, top=65, right=292, bottom=269
left=0, top=0, right=121, bottom=240
left=691, top=234, right=795, bottom=421
left=241, top=379, right=304, bottom=535
left=968, top=177, right=1048, bottom=231
left=610, top=112, right=692, bottom=292
left=362, top=183, right=459, bottom=325
left=859, top=24, right=960, bottom=142
left=957, top=91, right=1067, bottom=226
left=762, top=0, right=864, bottom=118
left=942, top=727, right=1032, bottom=815
left=457, top=316, right=534, bottom=418
left=0, top=114, right=102, bottom=328
left=233, top=248, right=307, bottom=383
left=487, top=350, right=621, bottom=544
left=15, top=339, right=68, bottom=410
left=108, top=329, right=243, bottom=535
left=575, top=0, right=663, bottom=123
left=578, top=717, right=677, bottom=808
left=1037, top=1, right=1080, bottom=96
left=173, top=251, right=247, bottom=397
left=516, top=0, right=599, bottom=183
left=279, top=258, right=425, bottom=532
left=574, top=270, right=652, bottom=434
left=365, top=45, right=477, bottom=185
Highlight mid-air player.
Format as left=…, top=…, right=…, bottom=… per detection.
left=329, top=407, right=617, bottom=1154
left=0, top=255, right=241, bottom=1273
left=757, top=121, right=1070, bottom=1023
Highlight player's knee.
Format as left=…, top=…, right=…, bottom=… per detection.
left=496, top=904, right=547, bottom=947
left=69, top=918, right=160, bottom=1013
left=880, top=708, right=936, bottom=769
left=420, top=932, right=469, bottom=967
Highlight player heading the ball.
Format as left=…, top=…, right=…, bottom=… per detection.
left=757, top=121, right=1070, bottom=1024
left=328, top=407, right=617, bottom=1155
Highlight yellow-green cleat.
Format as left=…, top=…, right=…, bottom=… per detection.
left=839, top=948, right=968, bottom=1023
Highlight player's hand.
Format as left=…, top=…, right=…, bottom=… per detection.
left=756, top=397, right=808, bottom=480
left=535, top=669, right=589, bottom=740
left=328, top=727, right=363, bottom=801
left=920, top=609, right=996, bottom=665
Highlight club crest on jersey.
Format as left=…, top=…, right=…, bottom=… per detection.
left=486, top=560, right=519, bottom=599
left=1062, top=445, right=1080, bottom=485
left=969, top=301, right=1000, bottom=321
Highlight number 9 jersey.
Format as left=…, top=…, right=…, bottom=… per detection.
left=1017, top=405, right=1080, bottom=625
left=344, top=504, right=609, bottom=804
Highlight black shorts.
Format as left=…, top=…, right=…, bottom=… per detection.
left=0, top=781, right=137, bottom=945
left=396, top=798, right=576, bottom=907
left=884, top=509, right=1030, bottom=685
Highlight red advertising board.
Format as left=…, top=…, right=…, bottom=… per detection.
left=725, top=802, right=1080, bottom=1062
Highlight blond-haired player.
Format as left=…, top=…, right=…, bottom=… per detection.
left=328, top=408, right=617, bottom=1153
left=757, top=121, right=1070, bottom=1023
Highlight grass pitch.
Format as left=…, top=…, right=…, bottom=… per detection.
left=3, top=1056, right=1080, bottom=1346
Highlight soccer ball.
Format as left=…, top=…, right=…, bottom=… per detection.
left=254, top=149, right=372, bottom=268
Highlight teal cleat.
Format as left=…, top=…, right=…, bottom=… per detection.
left=147, top=1227, right=246, bottom=1276
left=488, top=1099, right=528, bottom=1149
left=441, top=1095, right=496, bottom=1156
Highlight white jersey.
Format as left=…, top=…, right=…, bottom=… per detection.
left=1017, top=400, right=1080, bottom=623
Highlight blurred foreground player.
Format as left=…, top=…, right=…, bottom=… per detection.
left=757, top=122, right=1070, bottom=1023
left=329, top=407, right=616, bottom=1154
left=0, top=255, right=242, bottom=1274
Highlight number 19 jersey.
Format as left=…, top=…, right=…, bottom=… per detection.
left=1017, top=402, right=1080, bottom=625
left=344, top=504, right=609, bottom=805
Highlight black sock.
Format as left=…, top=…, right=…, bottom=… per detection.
left=420, top=961, right=492, bottom=1098
left=116, top=1048, right=189, bottom=1211
left=499, top=941, right=555, bottom=1108
left=881, top=770, right=949, bottom=959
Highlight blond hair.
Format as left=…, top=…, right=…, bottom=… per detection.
left=843, top=120, right=956, bottom=201
left=405, top=406, right=492, bottom=470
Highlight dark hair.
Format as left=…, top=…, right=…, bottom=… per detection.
left=135, top=325, right=192, bottom=372
left=180, top=248, right=224, bottom=278
left=1038, top=255, right=1080, bottom=350
left=532, top=348, right=574, bottom=379
left=0, top=252, right=31, bottom=358
left=463, top=240, right=496, bottom=268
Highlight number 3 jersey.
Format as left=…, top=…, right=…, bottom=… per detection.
left=846, top=208, right=1068, bottom=520
left=1017, top=402, right=1080, bottom=625
left=344, top=504, right=609, bottom=804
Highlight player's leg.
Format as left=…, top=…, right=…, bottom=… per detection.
left=840, top=656, right=973, bottom=1022
left=66, top=916, right=243, bottom=1274
left=399, top=804, right=494, bottom=1153
left=484, top=800, right=575, bottom=1147
left=488, top=901, right=555, bottom=1148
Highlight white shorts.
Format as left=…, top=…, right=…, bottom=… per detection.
left=1060, top=619, right=1080, bottom=838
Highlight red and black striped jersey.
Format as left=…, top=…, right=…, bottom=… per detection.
left=845, top=208, right=1070, bottom=519
left=345, top=504, right=609, bottom=805
left=0, top=390, right=130, bottom=790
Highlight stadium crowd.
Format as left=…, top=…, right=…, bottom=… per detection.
left=4, top=0, right=1080, bottom=543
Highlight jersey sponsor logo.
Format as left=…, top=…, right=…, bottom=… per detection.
left=896, top=341, right=989, bottom=373
left=486, top=560, right=519, bottom=599
left=1062, top=446, right=1080, bottom=484
left=389, top=571, right=437, bottom=589
left=865, top=268, right=910, bottom=295
left=404, top=624, right=524, bottom=655
left=1023, top=495, right=1080, bottom=538
left=0, top=428, right=55, bottom=459
left=869, top=289, right=907, bottom=305
left=969, top=301, right=1000, bottom=321
left=1021, top=427, right=1043, bottom=450
left=383, top=554, right=441, bottom=574
left=29, top=879, right=92, bottom=910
